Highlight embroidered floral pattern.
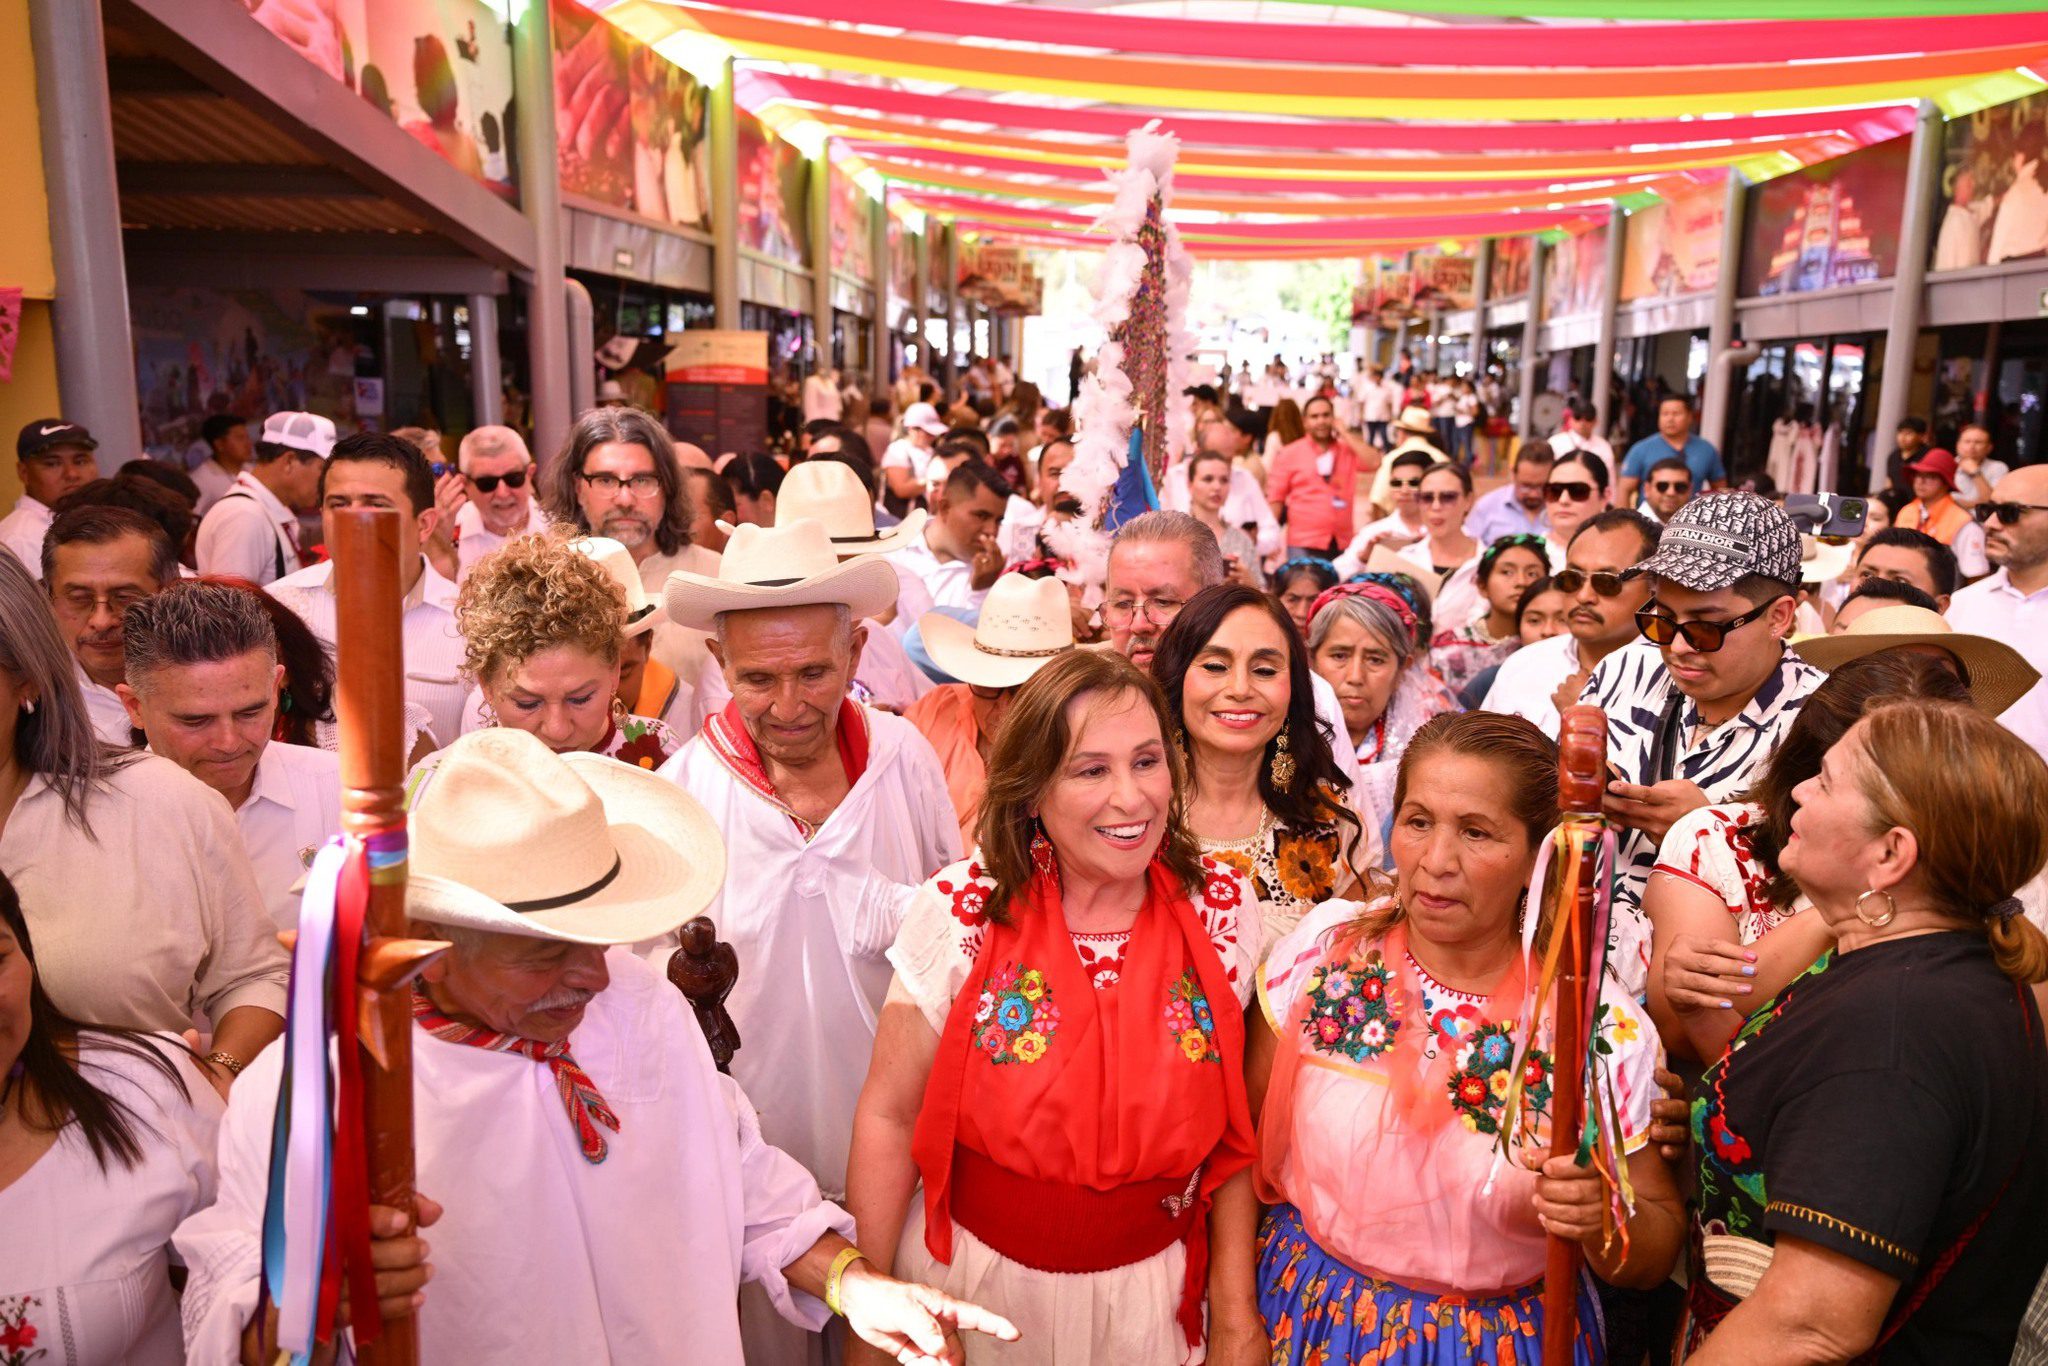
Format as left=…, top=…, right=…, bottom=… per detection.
left=1273, top=825, right=1339, bottom=904
left=606, top=714, right=681, bottom=770
left=1300, top=950, right=1401, bottom=1064
left=0, top=1295, right=43, bottom=1365
left=971, top=961, right=1061, bottom=1065
left=937, top=861, right=995, bottom=927
left=1165, top=970, right=1221, bottom=1063
left=1200, top=859, right=1245, bottom=913
left=1446, top=1022, right=1552, bottom=1136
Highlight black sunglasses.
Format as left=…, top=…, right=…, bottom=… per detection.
left=1388, top=476, right=1423, bottom=489
left=1546, top=481, right=1599, bottom=503
left=1972, top=501, right=2048, bottom=525
left=1650, top=480, right=1691, bottom=494
left=1635, top=595, right=1785, bottom=653
left=1553, top=567, right=1630, bottom=598
left=470, top=469, right=529, bottom=493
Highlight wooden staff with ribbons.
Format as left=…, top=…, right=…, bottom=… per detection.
left=1543, top=704, right=1611, bottom=1366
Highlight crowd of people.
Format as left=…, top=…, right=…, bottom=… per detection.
left=1, top=353, right=2045, bottom=1366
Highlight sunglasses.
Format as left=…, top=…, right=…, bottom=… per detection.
left=1388, top=476, right=1423, bottom=489
left=470, top=469, right=529, bottom=493
left=1650, top=480, right=1691, bottom=495
left=1417, top=490, right=1464, bottom=507
left=1635, top=595, right=1784, bottom=653
left=1545, top=481, right=1599, bottom=503
left=1972, top=501, right=2048, bottom=525
left=1552, top=567, right=1630, bottom=598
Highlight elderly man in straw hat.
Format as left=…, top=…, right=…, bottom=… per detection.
left=905, top=571, right=1076, bottom=849
left=659, top=518, right=961, bottom=1364
left=175, top=729, right=1015, bottom=1363
left=693, top=459, right=935, bottom=713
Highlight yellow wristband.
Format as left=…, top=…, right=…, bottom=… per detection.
left=824, top=1246, right=868, bottom=1318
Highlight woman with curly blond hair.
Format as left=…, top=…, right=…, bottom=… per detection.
left=454, top=531, right=683, bottom=769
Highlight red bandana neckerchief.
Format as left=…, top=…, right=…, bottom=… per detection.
left=412, top=990, right=620, bottom=1164
left=701, top=698, right=872, bottom=837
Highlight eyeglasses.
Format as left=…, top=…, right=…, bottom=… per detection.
left=57, top=587, right=151, bottom=617
left=1635, top=595, right=1785, bottom=653
left=580, top=471, right=663, bottom=496
left=1416, top=490, right=1463, bottom=507
left=1545, top=481, right=1599, bottom=503
left=429, top=461, right=454, bottom=478
left=470, top=469, right=529, bottom=493
left=1552, top=568, right=1630, bottom=598
left=1972, top=501, right=2048, bottom=525
left=1388, top=477, right=1423, bottom=490
left=1649, top=480, right=1691, bottom=495
left=1101, top=596, right=1185, bottom=628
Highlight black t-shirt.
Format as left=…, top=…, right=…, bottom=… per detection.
left=1707, top=932, right=2048, bottom=1363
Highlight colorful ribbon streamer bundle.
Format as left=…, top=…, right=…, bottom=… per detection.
left=258, top=836, right=384, bottom=1360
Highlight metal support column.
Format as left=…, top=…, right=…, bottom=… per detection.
left=1591, top=208, right=1628, bottom=437
left=943, top=228, right=961, bottom=394
left=1517, top=238, right=1549, bottom=441
left=1873, top=100, right=1944, bottom=467
left=29, top=0, right=140, bottom=460
left=708, top=58, right=741, bottom=331
left=511, top=0, right=569, bottom=459
left=1699, top=170, right=1750, bottom=452
left=1469, top=240, right=1493, bottom=376
left=809, top=153, right=834, bottom=375
left=564, top=278, right=595, bottom=416
left=467, top=293, right=503, bottom=427
left=870, top=188, right=891, bottom=399
left=912, top=230, right=930, bottom=375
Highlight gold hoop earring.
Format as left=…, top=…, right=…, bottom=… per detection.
left=1854, top=888, right=1897, bottom=928
left=1270, top=727, right=1296, bottom=789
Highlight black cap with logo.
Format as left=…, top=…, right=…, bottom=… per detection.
left=16, top=419, right=97, bottom=460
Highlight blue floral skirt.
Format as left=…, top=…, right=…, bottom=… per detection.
left=1256, top=1204, right=1603, bottom=1365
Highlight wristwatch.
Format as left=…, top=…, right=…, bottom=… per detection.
left=204, top=1050, right=246, bottom=1078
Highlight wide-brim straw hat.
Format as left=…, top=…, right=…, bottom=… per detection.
left=1393, top=405, right=1437, bottom=437
left=1794, top=604, right=2041, bottom=718
left=662, top=517, right=900, bottom=632
left=722, top=459, right=927, bottom=556
left=406, top=728, right=725, bottom=945
left=1362, top=543, right=1437, bottom=610
left=572, top=535, right=663, bottom=637
left=921, top=572, right=1075, bottom=689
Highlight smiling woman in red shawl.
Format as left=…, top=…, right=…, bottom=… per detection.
left=847, top=649, right=1265, bottom=1365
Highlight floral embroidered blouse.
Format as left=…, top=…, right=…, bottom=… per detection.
left=1201, top=795, right=1372, bottom=950
left=1256, top=900, right=1658, bottom=1293
left=887, top=853, right=1262, bottom=1035
left=1428, top=618, right=1518, bottom=697
left=597, top=713, right=684, bottom=770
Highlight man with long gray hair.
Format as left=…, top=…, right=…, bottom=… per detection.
left=118, top=579, right=340, bottom=931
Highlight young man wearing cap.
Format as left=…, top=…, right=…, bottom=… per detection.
left=1896, top=448, right=1991, bottom=577
left=1, top=419, right=100, bottom=579
left=1946, top=464, right=2048, bottom=763
left=658, top=521, right=961, bottom=1363
left=880, top=401, right=950, bottom=506
left=426, top=424, right=549, bottom=582
left=268, top=431, right=468, bottom=747
left=1581, top=492, right=1824, bottom=997
left=194, top=410, right=333, bottom=587
left=176, top=729, right=1015, bottom=1364
left=1480, top=510, right=1660, bottom=735
left=117, top=580, right=341, bottom=931
left=189, top=414, right=253, bottom=516
left=1618, top=394, right=1726, bottom=510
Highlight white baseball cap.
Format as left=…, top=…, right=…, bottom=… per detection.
left=903, top=402, right=949, bottom=438
left=259, top=411, right=336, bottom=459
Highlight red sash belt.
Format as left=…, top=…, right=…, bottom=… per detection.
left=950, top=1145, right=1200, bottom=1275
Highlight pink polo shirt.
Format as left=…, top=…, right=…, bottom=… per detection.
left=1265, top=436, right=1359, bottom=550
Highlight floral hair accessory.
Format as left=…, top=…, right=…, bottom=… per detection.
left=1307, top=581, right=1418, bottom=635
left=1479, top=533, right=1550, bottom=582
left=1988, top=896, right=2025, bottom=921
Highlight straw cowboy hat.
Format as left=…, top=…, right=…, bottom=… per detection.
left=1392, top=405, right=1437, bottom=438
left=572, top=536, right=663, bottom=638
left=406, top=728, right=726, bottom=945
left=921, top=573, right=1076, bottom=689
left=1798, top=535, right=1855, bottom=584
left=662, top=517, right=899, bottom=633
left=1362, top=543, right=1437, bottom=611
left=1794, top=604, right=2041, bottom=718
left=718, top=459, right=927, bottom=556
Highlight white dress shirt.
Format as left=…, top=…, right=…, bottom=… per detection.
left=887, top=526, right=988, bottom=612
left=195, top=471, right=298, bottom=587
left=1947, top=568, right=2048, bottom=762
left=0, top=754, right=287, bottom=1031
left=453, top=498, right=551, bottom=580
left=1332, top=509, right=1426, bottom=579
left=176, top=951, right=853, bottom=1365
left=0, top=495, right=52, bottom=580
left=230, top=741, right=343, bottom=931
left=77, top=663, right=136, bottom=746
left=189, top=458, right=237, bottom=516
left=269, top=557, right=467, bottom=748
left=1548, top=430, right=1616, bottom=463
left=1158, top=462, right=1285, bottom=557
left=1478, top=630, right=1584, bottom=736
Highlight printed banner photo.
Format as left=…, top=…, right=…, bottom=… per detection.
left=1933, top=89, right=2048, bottom=271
